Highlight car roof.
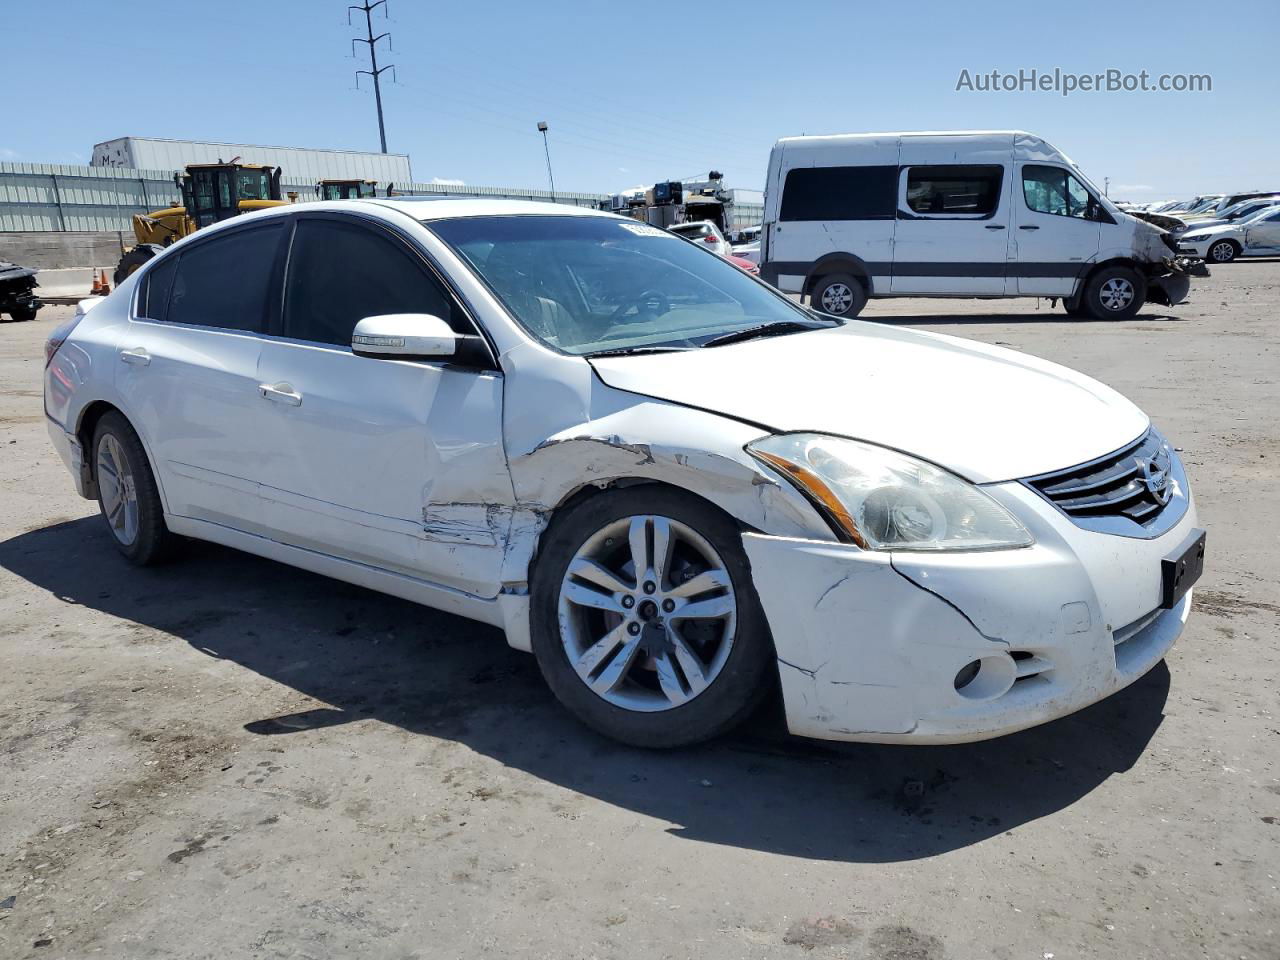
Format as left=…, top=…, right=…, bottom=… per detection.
left=358, top=196, right=616, bottom=222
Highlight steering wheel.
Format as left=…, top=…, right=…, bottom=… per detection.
left=608, top=289, right=671, bottom=326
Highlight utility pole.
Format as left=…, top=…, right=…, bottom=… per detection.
left=1104, top=177, right=1110, bottom=197
left=350, top=1, right=395, bottom=153
left=537, top=121, right=556, bottom=197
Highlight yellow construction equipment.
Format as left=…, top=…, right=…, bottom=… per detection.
left=113, top=162, right=288, bottom=284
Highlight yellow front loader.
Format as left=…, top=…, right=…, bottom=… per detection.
left=113, top=162, right=289, bottom=284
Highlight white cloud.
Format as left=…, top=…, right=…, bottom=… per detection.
left=0, top=147, right=18, bottom=160
left=430, top=177, right=465, bottom=186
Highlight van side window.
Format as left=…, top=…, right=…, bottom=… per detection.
left=137, top=254, right=178, bottom=322
left=904, top=165, right=1003, bottom=216
left=166, top=222, right=283, bottom=332
left=282, top=218, right=467, bottom=347
left=1023, top=165, right=1092, bottom=219
left=779, top=166, right=896, bottom=221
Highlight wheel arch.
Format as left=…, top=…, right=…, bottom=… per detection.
left=802, top=253, right=875, bottom=297
left=1073, top=257, right=1147, bottom=298
left=74, top=400, right=168, bottom=510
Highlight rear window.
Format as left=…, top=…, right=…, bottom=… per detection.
left=905, top=165, right=1003, bottom=216
left=779, top=165, right=897, bottom=221
left=166, top=222, right=283, bottom=333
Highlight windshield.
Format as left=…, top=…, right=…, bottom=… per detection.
left=430, top=215, right=819, bottom=355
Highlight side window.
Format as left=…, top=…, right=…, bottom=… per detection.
left=282, top=218, right=466, bottom=347
left=904, top=165, right=1003, bottom=216
left=1023, top=165, right=1093, bottom=219
left=167, top=222, right=283, bottom=332
left=137, top=253, right=178, bottom=322
left=779, top=165, right=897, bottom=221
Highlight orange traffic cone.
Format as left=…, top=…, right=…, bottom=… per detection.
left=99, top=269, right=111, bottom=295
left=89, top=270, right=102, bottom=296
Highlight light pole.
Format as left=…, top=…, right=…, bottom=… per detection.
left=350, top=0, right=395, bottom=154
left=1104, top=177, right=1110, bottom=198
left=537, top=121, right=556, bottom=198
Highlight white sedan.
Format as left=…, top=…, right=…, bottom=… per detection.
left=667, top=220, right=732, bottom=257
left=1177, top=206, right=1280, bottom=262
left=44, top=198, right=1204, bottom=748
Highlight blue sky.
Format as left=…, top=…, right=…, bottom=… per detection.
left=6, top=0, right=1278, bottom=201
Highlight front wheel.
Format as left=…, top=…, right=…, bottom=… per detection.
left=530, top=487, right=774, bottom=748
left=1207, top=239, right=1239, bottom=263
left=809, top=273, right=867, bottom=318
left=113, top=246, right=157, bottom=286
left=1082, top=266, right=1146, bottom=321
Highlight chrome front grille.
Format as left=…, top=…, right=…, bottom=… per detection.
left=1025, top=431, right=1173, bottom=529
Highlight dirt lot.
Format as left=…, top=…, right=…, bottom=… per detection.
left=2, top=263, right=1277, bottom=960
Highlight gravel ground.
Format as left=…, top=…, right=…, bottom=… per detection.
left=1, top=263, right=1277, bottom=960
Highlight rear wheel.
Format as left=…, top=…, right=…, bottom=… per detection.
left=1082, top=266, right=1146, bottom=321
left=9, top=306, right=38, bottom=323
left=531, top=486, right=774, bottom=748
left=810, top=273, right=867, bottom=318
left=1207, top=239, right=1239, bottom=263
left=92, top=412, right=177, bottom=565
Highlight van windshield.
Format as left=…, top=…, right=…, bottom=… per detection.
left=430, top=215, right=824, bottom=355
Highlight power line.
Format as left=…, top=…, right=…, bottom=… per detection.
left=349, top=0, right=395, bottom=153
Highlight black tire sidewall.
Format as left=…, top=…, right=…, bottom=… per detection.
left=1084, top=266, right=1146, bottom=321
left=530, top=486, right=774, bottom=748
left=92, top=412, right=174, bottom=565
left=113, top=247, right=156, bottom=287
left=810, top=273, right=867, bottom=318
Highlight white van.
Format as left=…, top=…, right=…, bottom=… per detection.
left=760, top=130, right=1201, bottom=320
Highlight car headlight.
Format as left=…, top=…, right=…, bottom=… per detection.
left=747, top=433, right=1034, bottom=551
left=1181, top=233, right=1210, bottom=242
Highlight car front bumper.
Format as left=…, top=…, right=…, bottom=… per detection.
left=743, top=481, right=1200, bottom=744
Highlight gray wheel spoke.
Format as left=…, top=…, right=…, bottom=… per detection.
left=567, top=557, right=632, bottom=594
left=671, top=594, right=735, bottom=620
left=589, top=633, right=643, bottom=695
left=563, top=581, right=625, bottom=614
left=653, top=651, right=690, bottom=706
left=667, top=627, right=709, bottom=696
left=651, top=516, right=673, bottom=587
left=575, top=625, right=627, bottom=681
left=668, top=568, right=730, bottom=598
left=628, top=515, right=649, bottom=577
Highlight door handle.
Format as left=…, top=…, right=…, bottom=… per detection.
left=984, top=224, right=1006, bottom=230
left=1019, top=225, right=1040, bottom=231
left=119, top=347, right=150, bottom=366
left=258, top=382, right=303, bottom=407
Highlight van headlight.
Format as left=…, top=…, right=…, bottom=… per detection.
left=748, top=433, right=1034, bottom=551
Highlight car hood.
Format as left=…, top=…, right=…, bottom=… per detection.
left=1183, top=222, right=1240, bottom=237
left=589, top=323, right=1149, bottom=483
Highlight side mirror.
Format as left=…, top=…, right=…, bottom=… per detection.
left=351, top=314, right=456, bottom=360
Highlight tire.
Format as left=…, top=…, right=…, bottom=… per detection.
left=92, top=412, right=178, bottom=565
left=1064, top=302, right=1089, bottom=317
left=530, top=486, right=774, bottom=748
left=113, top=246, right=157, bottom=286
left=809, top=273, right=867, bottom=318
left=1082, top=266, right=1146, bottom=321
left=9, top=306, right=38, bottom=323
left=1207, top=239, right=1239, bottom=264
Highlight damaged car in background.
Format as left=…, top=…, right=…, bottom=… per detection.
left=45, top=198, right=1205, bottom=748
left=760, top=131, right=1205, bottom=320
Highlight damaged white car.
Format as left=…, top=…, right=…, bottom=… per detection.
left=44, top=199, right=1206, bottom=748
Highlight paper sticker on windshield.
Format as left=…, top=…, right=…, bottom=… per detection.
left=619, top=223, right=670, bottom=238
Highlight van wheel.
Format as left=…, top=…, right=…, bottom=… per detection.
left=810, top=273, right=867, bottom=318
left=1082, top=266, right=1146, bottom=321
left=530, top=486, right=774, bottom=748
left=92, top=412, right=178, bottom=565
left=1207, top=239, right=1239, bottom=263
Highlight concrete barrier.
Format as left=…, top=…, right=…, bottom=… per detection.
left=35, top=268, right=98, bottom=299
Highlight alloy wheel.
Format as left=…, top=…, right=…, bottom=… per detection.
left=557, top=514, right=737, bottom=712
left=819, top=282, right=854, bottom=315
left=97, top=434, right=139, bottom=546
left=1210, top=241, right=1236, bottom=263
left=1099, top=277, right=1135, bottom=311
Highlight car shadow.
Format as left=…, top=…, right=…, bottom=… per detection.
left=1, top=517, right=1170, bottom=864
